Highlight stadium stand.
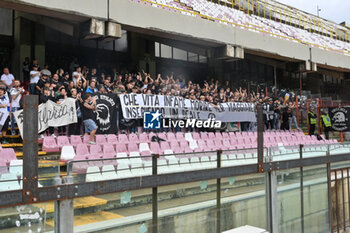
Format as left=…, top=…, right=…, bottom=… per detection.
left=134, top=0, right=350, bottom=54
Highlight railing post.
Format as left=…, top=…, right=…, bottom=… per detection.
left=266, top=170, right=278, bottom=233
left=327, top=144, right=332, bottom=232
left=216, top=150, right=222, bottom=233
left=299, top=144, right=305, bottom=233
left=55, top=163, right=73, bottom=233
left=152, top=154, right=159, bottom=233
left=257, top=104, right=264, bottom=173
left=22, top=95, right=39, bottom=204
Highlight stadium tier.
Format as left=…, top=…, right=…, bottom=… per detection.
left=133, top=0, right=350, bottom=54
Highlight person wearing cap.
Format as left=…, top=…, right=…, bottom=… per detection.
left=308, top=106, right=317, bottom=135
left=321, top=110, right=332, bottom=140
left=30, top=65, right=41, bottom=94
left=0, top=86, right=10, bottom=144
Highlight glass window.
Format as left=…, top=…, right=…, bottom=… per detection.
left=199, top=55, right=207, bottom=63
left=160, top=44, right=172, bottom=59
left=188, top=52, right=198, bottom=62
left=173, top=48, right=187, bottom=61
left=155, top=42, right=160, bottom=57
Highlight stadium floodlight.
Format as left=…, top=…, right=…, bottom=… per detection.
left=317, top=5, right=321, bottom=17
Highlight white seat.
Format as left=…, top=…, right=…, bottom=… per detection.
left=164, top=149, right=174, bottom=155
left=0, top=173, right=20, bottom=191
left=189, top=140, right=198, bottom=150
left=86, top=166, right=102, bottom=182
left=101, top=165, right=118, bottom=180
left=179, top=158, right=191, bottom=171
left=185, top=132, right=194, bottom=141
left=9, top=160, right=23, bottom=177
left=116, top=152, right=128, bottom=158
left=60, top=146, right=76, bottom=161
left=158, top=160, right=168, bottom=174
left=139, top=143, right=151, bottom=153
left=168, top=158, right=183, bottom=173
left=129, top=151, right=140, bottom=157
left=116, top=163, right=133, bottom=179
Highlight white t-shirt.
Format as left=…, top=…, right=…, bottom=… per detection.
left=1, top=73, right=14, bottom=86
left=0, top=95, right=9, bottom=113
left=72, top=72, right=81, bottom=85
left=30, top=70, right=40, bottom=84
left=10, top=87, right=22, bottom=108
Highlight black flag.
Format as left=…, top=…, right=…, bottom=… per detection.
left=93, top=93, right=118, bottom=134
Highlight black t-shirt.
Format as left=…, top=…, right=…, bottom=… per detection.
left=81, top=102, right=95, bottom=121
left=55, top=95, right=66, bottom=103
left=87, top=73, right=98, bottom=83
left=51, top=80, right=61, bottom=92
left=36, top=79, right=46, bottom=90
left=39, top=94, right=55, bottom=104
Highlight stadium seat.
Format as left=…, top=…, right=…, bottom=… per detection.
left=139, top=142, right=151, bottom=153
left=83, top=134, right=91, bottom=144
left=1, top=148, right=17, bottom=165
left=60, top=146, right=76, bottom=161
left=103, top=144, right=116, bottom=158
left=116, top=163, right=133, bottom=179
left=184, top=132, right=194, bottom=141
left=57, top=136, right=70, bottom=148
left=107, top=134, right=118, bottom=144
left=70, top=135, right=83, bottom=146
left=128, top=143, right=139, bottom=153
left=175, top=132, right=185, bottom=141
left=9, top=160, right=23, bottom=177
left=96, top=135, right=107, bottom=144
left=118, top=134, right=129, bottom=143
left=43, top=136, right=59, bottom=152
left=167, top=132, right=176, bottom=141
left=90, top=145, right=102, bottom=158
left=0, top=173, right=20, bottom=191
left=150, top=142, right=161, bottom=154
left=101, top=165, right=118, bottom=180
left=85, top=166, right=103, bottom=182
left=139, top=133, right=149, bottom=142
left=75, top=144, right=90, bottom=159
left=128, top=133, right=139, bottom=143
left=115, top=142, right=127, bottom=153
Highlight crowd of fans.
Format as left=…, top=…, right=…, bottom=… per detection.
left=0, top=59, right=303, bottom=143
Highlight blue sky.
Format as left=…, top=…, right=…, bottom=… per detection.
left=277, top=0, right=350, bottom=24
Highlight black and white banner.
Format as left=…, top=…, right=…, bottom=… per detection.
left=119, top=94, right=256, bottom=122
left=13, top=98, right=77, bottom=137
left=329, top=107, right=350, bottom=131
left=93, top=93, right=118, bottom=134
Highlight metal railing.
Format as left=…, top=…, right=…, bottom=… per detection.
left=2, top=96, right=350, bottom=233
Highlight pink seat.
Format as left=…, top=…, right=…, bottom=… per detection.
left=194, top=140, right=205, bottom=152
left=175, top=133, right=184, bottom=141
left=221, top=132, right=229, bottom=139
left=118, top=134, right=129, bottom=143
left=139, top=133, right=149, bottom=142
left=167, top=132, right=176, bottom=141
left=214, top=139, right=228, bottom=150
left=179, top=141, right=193, bottom=153
left=103, top=144, right=115, bottom=157
left=160, top=141, right=170, bottom=153
left=192, top=132, right=200, bottom=140
left=128, top=143, right=139, bottom=153
left=128, top=133, right=139, bottom=143
left=200, top=132, right=209, bottom=140
left=215, top=132, right=222, bottom=140
left=170, top=141, right=180, bottom=151
left=107, top=134, right=118, bottom=144
left=57, top=136, right=70, bottom=148
left=116, top=143, right=128, bottom=153
left=43, top=136, right=59, bottom=152
left=72, top=162, right=89, bottom=173
left=70, top=135, right=82, bottom=145
left=96, top=135, right=106, bottom=144
left=150, top=142, right=161, bottom=154
left=75, top=144, right=90, bottom=159
left=1, top=148, right=17, bottom=165
left=208, top=132, right=215, bottom=139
